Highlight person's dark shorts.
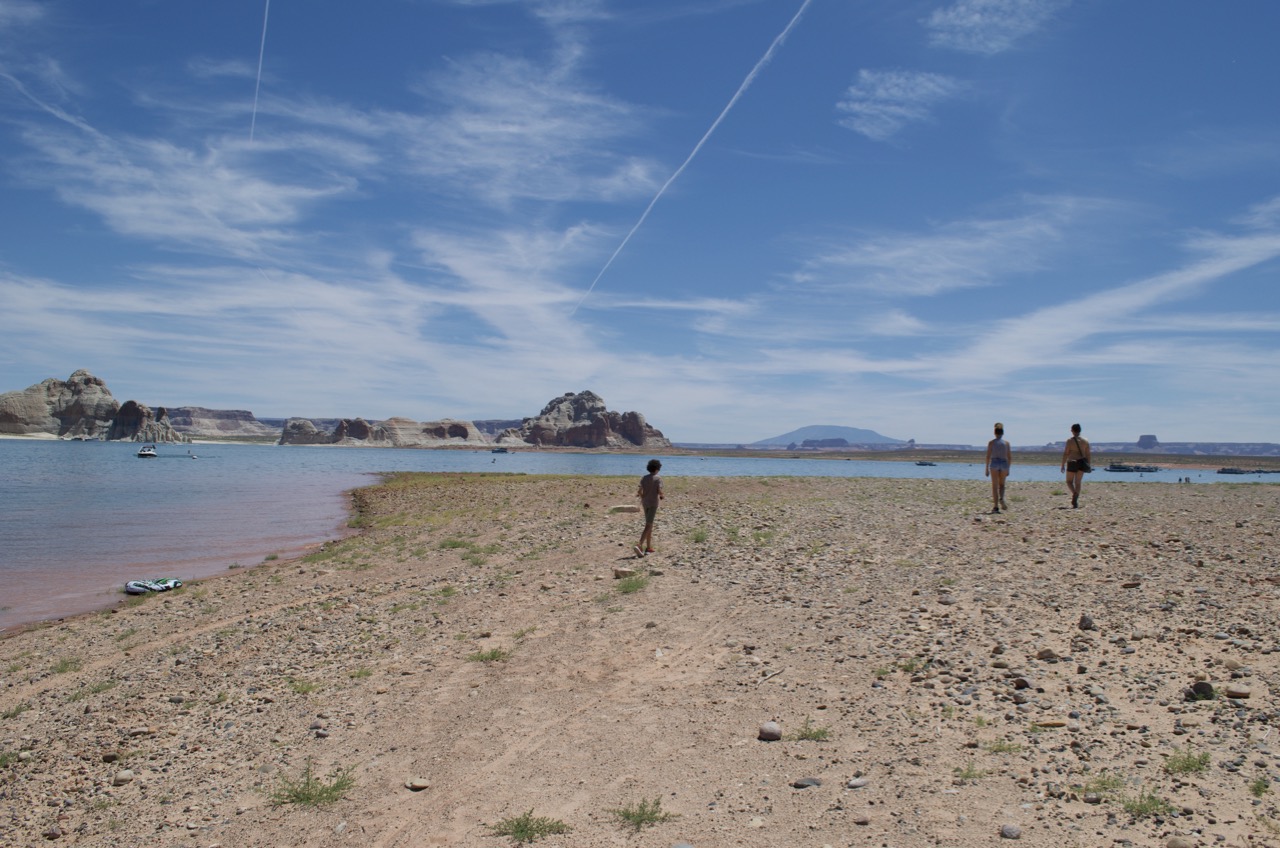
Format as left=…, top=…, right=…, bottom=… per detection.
left=1066, top=460, right=1082, bottom=473
left=643, top=506, right=658, bottom=524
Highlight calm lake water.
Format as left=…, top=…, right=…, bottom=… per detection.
left=0, top=439, right=1232, bottom=631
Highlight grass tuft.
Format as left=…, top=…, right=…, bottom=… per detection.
left=488, top=810, right=570, bottom=844
left=615, top=574, right=650, bottom=594
left=50, top=656, right=83, bottom=674
left=1, top=703, right=32, bottom=720
left=269, top=759, right=355, bottom=806
left=791, top=716, right=831, bottom=741
left=1121, top=786, right=1174, bottom=818
left=1164, top=746, right=1210, bottom=775
left=607, top=797, right=679, bottom=833
left=467, top=648, right=511, bottom=663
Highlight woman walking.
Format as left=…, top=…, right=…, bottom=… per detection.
left=1060, top=423, right=1091, bottom=508
left=984, top=422, right=1011, bottom=513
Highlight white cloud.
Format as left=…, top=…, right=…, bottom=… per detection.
left=836, top=69, right=963, bottom=141
left=791, top=202, right=1073, bottom=295
left=925, top=0, right=1068, bottom=55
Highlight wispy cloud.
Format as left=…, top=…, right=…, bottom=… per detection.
left=836, top=69, right=963, bottom=141
left=932, top=227, right=1280, bottom=381
left=924, top=0, right=1068, bottom=55
left=790, top=200, right=1077, bottom=295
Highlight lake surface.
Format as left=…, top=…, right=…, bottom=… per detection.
left=0, top=439, right=1234, bottom=631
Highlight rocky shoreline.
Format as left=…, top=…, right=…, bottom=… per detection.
left=2, top=474, right=1278, bottom=847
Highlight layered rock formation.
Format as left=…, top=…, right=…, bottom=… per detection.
left=496, top=391, right=670, bottom=449
left=167, top=407, right=280, bottom=440
left=0, top=370, right=120, bottom=438
left=107, top=401, right=190, bottom=443
left=279, top=416, right=486, bottom=447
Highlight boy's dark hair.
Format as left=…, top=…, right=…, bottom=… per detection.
left=646, top=459, right=662, bottom=472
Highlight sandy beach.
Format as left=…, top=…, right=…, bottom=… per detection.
left=2, top=472, right=1279, bottom=847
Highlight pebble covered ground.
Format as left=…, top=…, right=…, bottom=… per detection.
left=2, top=472, right=1279, bottom=847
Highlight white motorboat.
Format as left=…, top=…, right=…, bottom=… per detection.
left=136, top=444, right=158, bottom=458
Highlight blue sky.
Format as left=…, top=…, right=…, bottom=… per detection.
left=2, top=0, right=1278, bottom=446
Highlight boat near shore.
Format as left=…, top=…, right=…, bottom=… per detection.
left=136, top=444, right=157, bottom=458
left=914, top=460, right=936, bottom=466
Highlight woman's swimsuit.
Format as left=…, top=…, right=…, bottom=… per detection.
left=988, top=439, right=1010, bottom=472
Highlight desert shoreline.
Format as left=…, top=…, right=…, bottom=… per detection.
left=2, top=472, right=1279, bottom=847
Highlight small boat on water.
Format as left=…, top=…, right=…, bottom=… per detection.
left=1106, top=462, right=1160, bottom=473
left=491, top=447, right=509, bottom=454
left=136, top=444, right=158, bottom=458
left=915, top=460, right=937, bottom=466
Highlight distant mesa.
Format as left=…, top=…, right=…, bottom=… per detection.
left=753, top=424, right=905, bottom=448
left=167, top=407, right=280, bottom=440
left=1137, top=434, right=1160, bottom=450
left=493, top=390, right=670, bottom=450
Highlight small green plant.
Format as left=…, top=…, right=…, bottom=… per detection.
left=791, top=716, right=831, bottom=741
left=288, top=678, right=321, bottom=695
left=488, top=809, right=570, bottom=843
left=0, top=751, right=18, bottom=768
left=467, top=648, right=511, bottom=663
left=114, top=627, right=139, bottom=642
left=349, top=667, right=373, bottom=679
left=608, top=797, right=679, bottom=833
left=984, top=740, right=1022, bottom=754
left=690, top=527, right=708, bottom=543
left=873, top=666, right=892, bottom=679
left=2, top=704, right=31, bottom=720
left=953, top=761, right=986, bottom=781
left=66, top=679, right=117, bottom=702
left=264, top=553, right=279, bottom=561
left=50, top=657, right=83, bottom=674
left=212, top=691, right=228, bottom=705
left=269, top=759, right=355, bottom=806
left=1250, top=777, right=1271, bottom=798
left=973, top=715, right=989, bottom=728
left=897, top=656, right=928, bottom=674
left=513, top=627, right=537, bottom=640
left=616, top=574, right=650, bottom=594
left=1121, top=786, right=1174, bottom=818
left=1164, top=746, right=1210, bottom=775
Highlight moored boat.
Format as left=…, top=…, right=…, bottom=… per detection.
left=1106, top=462, right=1160, bottom=473
left=136, top=444, right=158, bottom=458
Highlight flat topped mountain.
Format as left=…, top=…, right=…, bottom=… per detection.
left=753, top=424, right=904, bottom=447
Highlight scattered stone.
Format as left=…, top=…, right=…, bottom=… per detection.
left=846, top=777, right=869, bottom=789
left=1000, top=824, right=1022, bottom=839
left=1078, top=613, right=1096, bottom=631
left=613, top=567, right=638, bottom=579
left=405, top=778, right=430, bottom=791
left=1224, top=683, right=1252, bottom=699
left=112, top=770, right=135, bottom=786
left=1166, top=838, right=1195, bottom=848
left=758, top=721, right=783, bottom=741
left=792, top=777, right=822, bottom=789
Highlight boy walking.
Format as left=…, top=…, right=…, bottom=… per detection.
left=634, top=459, right=663, bottom=557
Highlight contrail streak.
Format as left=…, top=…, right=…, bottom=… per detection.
left=570, top=0, right=813, bottom=316
left=250, top=0, right=270, bottom=143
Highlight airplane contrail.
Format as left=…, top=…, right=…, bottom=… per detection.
left=250, top=0, right=271, bottom=143
left=570, top=0, right=814, bottom=317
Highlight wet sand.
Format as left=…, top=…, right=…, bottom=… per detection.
left=2, top=472, right=1278, bottom=847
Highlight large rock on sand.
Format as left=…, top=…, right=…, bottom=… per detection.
left=0, top=369, right=120, bottom=438
left=496, top=390, right=670, bottom=449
